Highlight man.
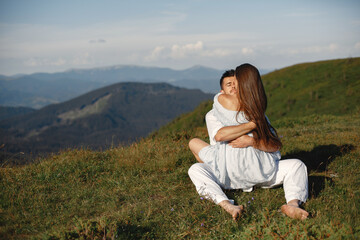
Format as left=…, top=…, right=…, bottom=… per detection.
left=188, top=69, right=309, bottom=220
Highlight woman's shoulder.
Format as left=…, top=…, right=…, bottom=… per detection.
left=217, top=93, right=238, bottom=111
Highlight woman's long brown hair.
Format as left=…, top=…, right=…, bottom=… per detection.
left=235, top=63, right=282, bottom=149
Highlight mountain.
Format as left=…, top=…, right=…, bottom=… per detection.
left=0, top=65, right=224, bottom=109
left=0, top=76, right=105, bottom=109
left=1, top=65, right=271, bottom=109
left=0, top=106, right=35, bottom=121
left=0, top=82, right=212, bottom=163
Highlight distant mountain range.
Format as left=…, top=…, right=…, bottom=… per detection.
left=0, top=65, right=271, bottom=109
left=0, top=82, right=212, bottom=164
left=0, top=65, right=219, bottom=109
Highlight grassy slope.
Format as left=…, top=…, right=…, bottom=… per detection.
left=262, top=57, right=360, bottom=119
left=1, top=58, right=360, bottom=239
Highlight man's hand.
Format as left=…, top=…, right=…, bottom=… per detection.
left=228, top=135, right=254, bottom=148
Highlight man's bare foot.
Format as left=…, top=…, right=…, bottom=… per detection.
left=281, top=204, right=309, bottom=220
left=219, top=200, right=244, bottom=221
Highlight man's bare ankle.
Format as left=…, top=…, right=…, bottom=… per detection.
left=287, top=199, right=300, bottom=207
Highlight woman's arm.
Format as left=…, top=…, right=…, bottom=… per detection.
left=214, top=122, right=256, bottom=142
left=214, top=94, right=255, bottom=142
left=228, top=135, right=280, bottom=152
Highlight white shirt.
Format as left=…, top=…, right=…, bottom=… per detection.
left=205, top=107, right=276, bottom=146
left=205, top=109, right=224, bottom=146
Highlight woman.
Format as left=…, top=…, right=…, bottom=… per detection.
left=188, top=64, right=308, bottom=220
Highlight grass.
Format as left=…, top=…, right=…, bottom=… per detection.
left=1, top=112, right=359, bottom=239
left=262, top=57, right=360, bottom=119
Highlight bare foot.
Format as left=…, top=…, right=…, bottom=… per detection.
left=219, top=200, right=244, bottom=221
left=281, top=204, right=309, bottom=220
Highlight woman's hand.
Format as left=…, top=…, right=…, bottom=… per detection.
left=215, top=121, right=256, bottom=142
left=229, top=135, right=280, bottom=152
left=228, top=135, right=254, bottom=148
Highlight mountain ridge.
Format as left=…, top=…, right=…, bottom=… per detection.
left=0, top=65, right=270, bottom=109
left=0, top=82, right=212, bottom=164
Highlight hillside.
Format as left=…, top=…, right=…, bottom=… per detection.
left=0, top=82, right=212, bottom=164
left=0, top=112, right=359, bottom=239
left=262, top=57, right=360, bottom=119
left=0, top=106, right=35, bottom=121
left=153, top=57, right=360, bottom=128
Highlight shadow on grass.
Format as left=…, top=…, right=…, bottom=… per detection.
left=116, top=224, right=155, bottom=239
left=225, top=144, right=354, bottom=201
left=282, top=144, right=354, bottom=172
left=307, top=175, right=332, bottom=199
left=282, top=144, right=354, bottom=199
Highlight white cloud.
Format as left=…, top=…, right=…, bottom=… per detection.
left=145, top=41, right=232, bottom=62
left=355, top=42, right=360, bottom=49
left=328, top=43, right=338, bottom=51
left=284, top=43, right=339, bottom=55
left=24, top=57, right=67, bottom=67
left=306, top=43, right=338, bottom=53
left=170, top=41, right=204, bottom=59
left=203, top=48, right=231, bottom=57
left=72, top=52, right=94, bottom=65
left=144, top=46, right=165, bottom=61
left=1, top=1, right=358, bottom=75
left=241, top=47, right=254, bottom=55
left=23, top=53, right=94, bottom=68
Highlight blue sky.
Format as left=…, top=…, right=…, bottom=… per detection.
left=0, top=0, right=359, bottom=75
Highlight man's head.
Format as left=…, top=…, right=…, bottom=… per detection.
left=220, top=69, right=237, bottom=95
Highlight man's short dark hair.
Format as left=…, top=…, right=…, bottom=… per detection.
left=220, top=69, right=235, bottom=89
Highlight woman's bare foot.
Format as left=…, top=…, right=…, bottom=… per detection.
left=219, top=200, right=244, bottom=221
left=281, top=200, right=309, bottom=220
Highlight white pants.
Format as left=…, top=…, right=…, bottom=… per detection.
left=188, top=159, right=308, bottom=204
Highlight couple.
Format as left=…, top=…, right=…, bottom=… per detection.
left=188, top=63, right=309, bottom=220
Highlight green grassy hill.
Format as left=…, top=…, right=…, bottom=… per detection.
left=263, top=57, right=360, bottom=119
left=153, top=57, right=360, bottom=134
left=1, top=58, right=359, bottom=239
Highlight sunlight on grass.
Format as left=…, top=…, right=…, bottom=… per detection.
left=1, top=113, right=359, bottom=239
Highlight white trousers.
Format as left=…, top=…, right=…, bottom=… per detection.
left=188, top=159, right=308, bottom=204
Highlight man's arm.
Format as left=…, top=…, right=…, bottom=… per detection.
left=228, top=135, right=280, bottom=152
